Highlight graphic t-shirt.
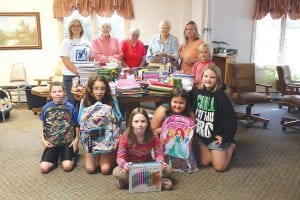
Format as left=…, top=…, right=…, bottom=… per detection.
left=194, top=90, right=215, bottom=139
left=60, top=38, right=92, bottom=75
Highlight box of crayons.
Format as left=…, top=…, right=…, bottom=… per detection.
left=129, top=162, right=162, bottom=193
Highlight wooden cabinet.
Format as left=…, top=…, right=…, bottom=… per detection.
left=212, top=54, right=236, bottom=84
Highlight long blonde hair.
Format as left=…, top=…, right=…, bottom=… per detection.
left=198, top=64, right=223, bottom=92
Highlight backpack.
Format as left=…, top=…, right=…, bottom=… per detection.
left=43, top=104, right=75, bottom=145
left=161, top=115, right=195, bottom=172
left=79, top=102, right=120, bottom=154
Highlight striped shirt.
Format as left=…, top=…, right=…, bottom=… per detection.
left=117, top=135, right=164, bottom=168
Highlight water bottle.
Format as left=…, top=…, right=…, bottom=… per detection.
left=166, top=62, right=173, bottom=74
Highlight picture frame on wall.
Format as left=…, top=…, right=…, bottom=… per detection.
left=0, top=12, right=42, bottom=50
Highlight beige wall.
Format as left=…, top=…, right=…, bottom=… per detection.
left=0, top=0, right=61, bottom=85
left=0, top=0, right=255, bottom=85
left=0, top=0, right=198, bottom=85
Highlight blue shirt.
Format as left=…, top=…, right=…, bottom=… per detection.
left=146, top=33, right=179, bottom=63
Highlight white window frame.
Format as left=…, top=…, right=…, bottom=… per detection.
left=252, top=14, right=300, bottom=79
left=57, top=10, right=130, bottom=47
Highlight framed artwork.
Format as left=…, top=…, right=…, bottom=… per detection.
left=0, top=12, right=42, bottom=50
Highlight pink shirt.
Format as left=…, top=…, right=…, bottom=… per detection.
left=192, top=60, right=214, bottom=86
left=116, top=135, right=164, bottom=169
left=92, top=36, right=122, bottom=64
left=121, top=39, right=146, bottom=68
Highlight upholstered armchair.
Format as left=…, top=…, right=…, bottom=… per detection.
left=280, top=93, right=300, bottom=131
left=276, top=65, right=300, bottom=108
left=227, top=63, right=272, bottom=128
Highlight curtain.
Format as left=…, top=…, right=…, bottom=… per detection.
left=254, top=0, right=300, bottom=20
left=289, top=0, right=300, bottom=20
left=53, top=0, right=134, bottom=19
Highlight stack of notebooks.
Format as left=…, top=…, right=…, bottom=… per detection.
left=117, top=79, right=143, bottom=97
left=75, top=62, right=100, bottom=84
left=148, top=80, right=173, bottom=96
left=142, top=70, right=160, bottom=81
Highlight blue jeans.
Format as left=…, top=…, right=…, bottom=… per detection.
left=63, top=75, right=78, bottom=109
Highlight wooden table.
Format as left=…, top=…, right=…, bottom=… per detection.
left=72, top=90, right=169, bottom=124
left=118, top=95, right=169, bottom=124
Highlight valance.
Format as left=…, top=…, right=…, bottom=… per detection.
left=253, top=0, right=300, bottom=20
left=53, top=0, right=134, bottom=19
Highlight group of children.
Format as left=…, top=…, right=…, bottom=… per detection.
left=39, top=42, right=237, bottom=190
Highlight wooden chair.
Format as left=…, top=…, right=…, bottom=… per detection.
left=227, top=63, right=272, bottom=128
left=30, top=62, right=63, bottom=114
left=276, top=65, right=300, bottom=108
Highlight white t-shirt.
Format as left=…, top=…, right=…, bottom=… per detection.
left=60, top=38, right=92, bottom=76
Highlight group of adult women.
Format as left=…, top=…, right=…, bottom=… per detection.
left=60, top=19, right=204, bottom=106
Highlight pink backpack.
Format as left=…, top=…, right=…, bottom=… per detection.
left=161, top=115, right=195, bottom=159
left=161, top=115, right=195, bottom=172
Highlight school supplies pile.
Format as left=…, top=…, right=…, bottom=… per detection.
left=75, top=61, right=100, bottom=84
left=172, top=73, right=194, bottom=91
left=79, top=102, right=120, bottom=153
left=43, top=104, right=75, bottom=145
left=160, top=115, right=195, bottom=172
left=117, top=79, right=143, bottom=96
left=129, top=162, right=162, bottom=193
left=97, top=67, right=122, bottom=82
left=142, top=71, right=160, bottom=80
left=148, top=80, right=173, bottom=96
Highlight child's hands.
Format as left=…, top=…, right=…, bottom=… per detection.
left=215, top=135, right=223, bottom=145
left=123, top=162, right=133, bottom=172
left=70, top=138, right=79, bottom=153
left=42, top=138, right=54, bottom=148
left=161, top=162, right=168, bottom=170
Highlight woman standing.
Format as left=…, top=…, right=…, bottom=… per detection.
left=120, top=26, right=146, bottom=68
left=92, top=21, right=122, bottom=65
left=146, top=20, right=179, bottom=65
left=60, top=19, right=92, bottom=107
left=179, top=21, right=204, bottom=74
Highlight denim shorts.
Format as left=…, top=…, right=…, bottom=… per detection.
left=199, top=138, right=236, bottom=151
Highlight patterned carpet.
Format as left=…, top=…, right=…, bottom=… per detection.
left=0, top=102, right=299, bottom=200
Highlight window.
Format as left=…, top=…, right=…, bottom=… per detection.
left=253, top=14, right=300, bottom=79
left=63, top=10, right=125, bottom=42
left=63, top=11, right=91, bottom=41
left=96, top=13, right=124, bottom=40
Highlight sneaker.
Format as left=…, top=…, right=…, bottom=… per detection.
left=162, top=178, right=172, bottom=190
left=117, top=180, right=127, bottom=189
left=72, top=151, right=79, bottom=166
